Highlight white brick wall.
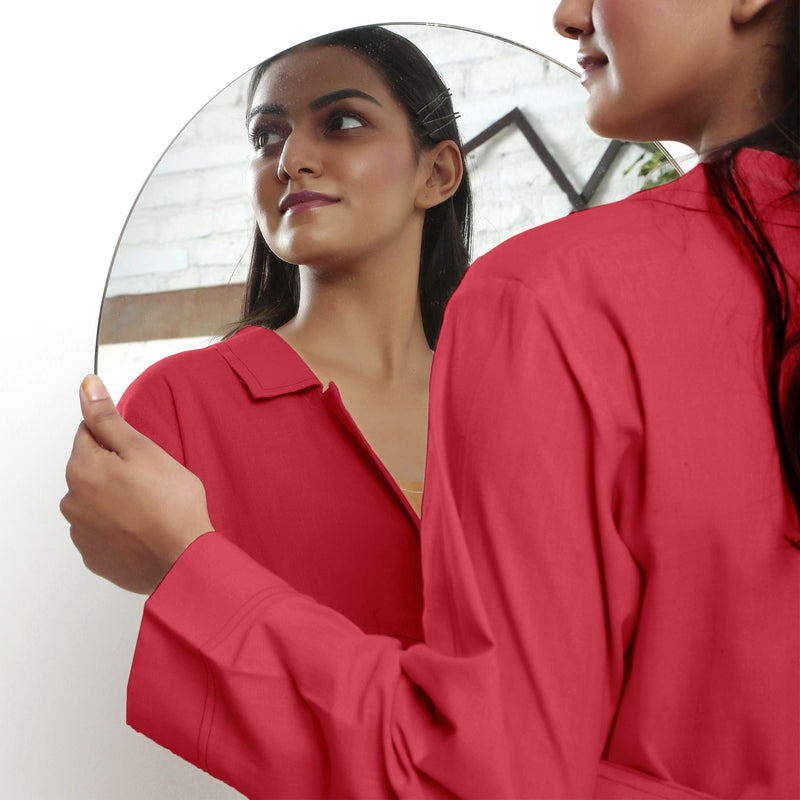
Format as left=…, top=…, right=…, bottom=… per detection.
left=108, top=73, right=253, bottom=294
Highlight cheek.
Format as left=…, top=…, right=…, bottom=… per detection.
left=594, top=0, right=656, bottom=43
left=347, top=138, right=421, bottom=196
left=593, top=0, right=648, bottom=86
left=377, top=152, right=423, bottom=209
left=246, top=161, right=275, bottom=217
left=245, top=162, right=283, bottom=251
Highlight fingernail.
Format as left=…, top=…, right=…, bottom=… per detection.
left=81, top=374, right=109, bottom=401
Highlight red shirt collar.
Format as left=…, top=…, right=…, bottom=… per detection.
left=216, top=326, right=322, bottom=399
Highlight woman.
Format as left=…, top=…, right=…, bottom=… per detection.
left=111, top=25, right=469, bottom=640
left=63, top=2, right=799, bottom=798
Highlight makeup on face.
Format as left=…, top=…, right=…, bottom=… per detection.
left=245, top=46, right=429, bottom=273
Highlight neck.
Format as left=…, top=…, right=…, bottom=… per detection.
left=277, top=245, right=432, bottom=386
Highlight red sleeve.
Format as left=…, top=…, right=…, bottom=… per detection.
left=127, top=269, right=643, bottom=798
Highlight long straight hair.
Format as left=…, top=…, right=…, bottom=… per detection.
left=703, top=0, right=800, bottom=544
left=232, top=26, right=472, bottom=349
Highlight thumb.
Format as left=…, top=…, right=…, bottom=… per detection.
left=79, top=375, right=137, bottom=455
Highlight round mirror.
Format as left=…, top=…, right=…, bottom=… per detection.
left=96, top=22, right=685, bottom=400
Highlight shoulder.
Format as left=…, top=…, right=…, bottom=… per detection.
left=116, top=337, right=233, bottom=425
left=131, top=326, right=289, bottom=380
left=119, top=326, right=318, bottom=412
left=120, top=335, right=238, bottom=397
left=439, top=164, right=752, bottom=398
left=449, top=165, right=738, bottom=338
left=467, top=167, right=712, bottom=293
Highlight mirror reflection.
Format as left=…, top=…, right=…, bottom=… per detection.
left=97, top=23, right=685, bottom=401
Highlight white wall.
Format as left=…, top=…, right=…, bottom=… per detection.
left=1, top=4, right=692, bottom=799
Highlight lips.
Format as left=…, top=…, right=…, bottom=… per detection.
left=279, top=191, right=339, bottom=215
left=576, top=52, right=609, bottom=79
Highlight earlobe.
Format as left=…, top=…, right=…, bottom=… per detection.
left=416, top=140, right=463, bottom=210
left=731, top=0, right=778, bottom=25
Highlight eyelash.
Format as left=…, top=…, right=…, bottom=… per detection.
left=325, top=109, right=367, bottom=132
left=248, top=126, right=284, bottom=151
left=248, top=109, right=369, bottom=152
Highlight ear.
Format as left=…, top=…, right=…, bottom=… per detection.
left=415, top=140, right=463, bottom=210
left=731, top=0, right=779, bottom=24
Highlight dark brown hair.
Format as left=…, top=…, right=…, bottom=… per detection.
left=703, top=0, right=800, bottom=545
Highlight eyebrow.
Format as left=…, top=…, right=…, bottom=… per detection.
left=246, top=88, right=382, bottom=123
left=310, top=89, right=381, bottom=110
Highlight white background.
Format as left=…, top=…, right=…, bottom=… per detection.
left=0, top=3, right=595, bottom=797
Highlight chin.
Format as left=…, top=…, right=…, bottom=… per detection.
left=270, top=235, right=340, bottom=269
left=583, top=99, right=617, bottom=139
left=585, top=95, right=689, bottom=148
left=585, top=110, right=656, bottom=146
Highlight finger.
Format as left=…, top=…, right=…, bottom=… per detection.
left=70, top=420, right=101, bottom=455
left=78, top=375, right=138, bottom=456
left=65, top=422, right=110, bottom=486
left=59, top=491, right=74, bottom=524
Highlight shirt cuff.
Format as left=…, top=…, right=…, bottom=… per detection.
left=145, top=531, right=297, bottom=647
left=126, top=532, right=298, bottom=772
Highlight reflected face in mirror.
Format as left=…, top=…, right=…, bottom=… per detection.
left=246, top=45, right=432, bottom=274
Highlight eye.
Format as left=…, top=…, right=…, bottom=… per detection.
left=326, top=112, right=366, bottom=132
left=248, top=125, right=285, bottom=152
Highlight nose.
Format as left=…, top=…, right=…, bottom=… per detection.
left=276, top=129, right=322, bottom=183
left=553, top=0, right=594, bottom=39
